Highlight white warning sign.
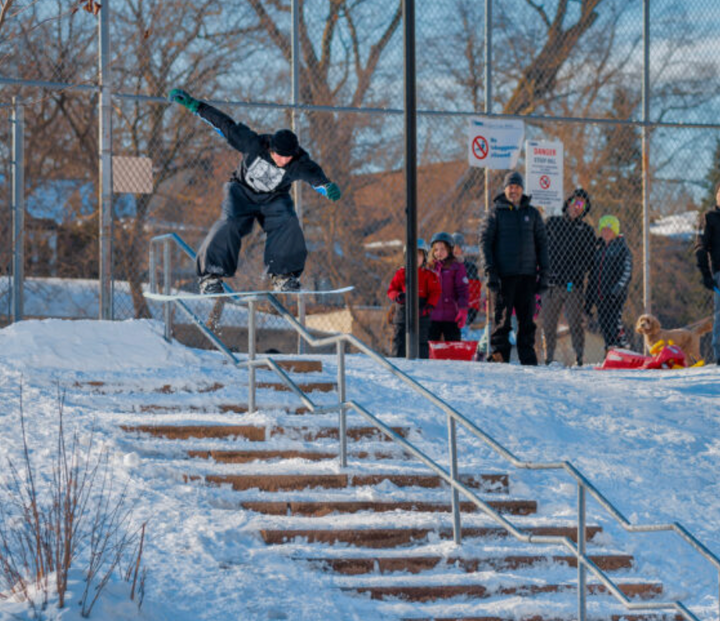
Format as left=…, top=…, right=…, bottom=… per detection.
left=525, top=140, right=564, bottom=215
left=468, top=117, right=524, bottom=170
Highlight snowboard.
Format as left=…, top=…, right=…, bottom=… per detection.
left=144, top=286, right=354, bottom=302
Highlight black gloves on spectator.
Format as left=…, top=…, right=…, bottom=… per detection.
left=487, top=272, right=500, bottom=293
left=396, top=292, right=406, bottom=304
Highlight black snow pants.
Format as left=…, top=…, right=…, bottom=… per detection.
left=391, top=310, right=431, bottom=359
left=196, top=182, right=308, bottom=279
left=490, top=274, right=538, bottom=365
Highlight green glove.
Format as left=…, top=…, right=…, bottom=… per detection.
left=325, top=182, right=342, bottom=202
left=168, top=88, right=200, bottom=113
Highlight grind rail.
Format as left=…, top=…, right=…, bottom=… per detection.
left=148, top=232, right=719, bottom=621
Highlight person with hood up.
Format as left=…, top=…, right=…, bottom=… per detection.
left=584, top=215, right=633, bottom=351
left=479, top=171, right=549, bottom=365
left=542, top=189, right=597, bottom=366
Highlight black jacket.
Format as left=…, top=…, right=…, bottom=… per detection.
left=695, top=206, right=720, bottom=277
left=586, top=236, right=633, bottom=307
left=479, top=193, right=549, bottom=279
left=545, top=214, right=596, bottom=287
left=197, top=103, right=330, bottom=204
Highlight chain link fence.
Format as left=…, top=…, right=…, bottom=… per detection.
left=2, top=0, right=719, bottom=363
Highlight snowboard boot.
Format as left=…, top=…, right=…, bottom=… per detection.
left=199, top=274, right=224, bottom=295
left=271, top=273, right=301, bottom=292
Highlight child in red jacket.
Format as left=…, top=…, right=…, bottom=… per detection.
left=387, top=240, right=441, bottom=358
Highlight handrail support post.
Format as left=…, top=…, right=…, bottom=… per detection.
left=248, top=300, right=257, bottom=414
left=337, top=340, right=347, bottom=468
left=448, top=414, right=461, bottom=544
left=163, top=239, right=172, bottom=342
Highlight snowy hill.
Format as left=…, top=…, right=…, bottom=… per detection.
left=0, top=319, right=718, bottom=620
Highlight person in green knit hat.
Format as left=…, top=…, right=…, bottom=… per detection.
left=584, top=215, right=633, bottom=351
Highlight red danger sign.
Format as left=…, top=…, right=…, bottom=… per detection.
left=472, top=135, right=489, bottom=160
left=539, top=175, right=551, bottom=190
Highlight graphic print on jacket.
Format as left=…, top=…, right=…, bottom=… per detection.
left=244, top=157, right=287, bottom=193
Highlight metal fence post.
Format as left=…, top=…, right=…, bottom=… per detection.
left=337, top=340, right=347, bottom=468
left=163, top=239, right=172, bottom=342
left=577, top=482, right=587, bottom=621
left=149, top=240, right=157, bottom=293
left=483, top=0, right=493, bottom=356
left=11, top=97, right=24, bottom=323
left=448, top=414, right=461, bottom=544
left=248, top=300, right=257, bottom=414
left=291, top=0, right=307, bottom=355
left=98, top=0, right=113, bottom=320
left=641, top=0, right=651, bottom=317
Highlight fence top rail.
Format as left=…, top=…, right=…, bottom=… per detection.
left=6, top=75, right=720, bottom=131
left=149, top=232, right=720, bottom=606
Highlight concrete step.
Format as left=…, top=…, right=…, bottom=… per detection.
left=273, top=360, right=323, bottom=374
left=268, top=426, right=412, bottom=442
left=221, top=359, right=323, bottom=374
left=347, top=581, right=662, bottom=602
left=205, top=473, right=508, bottom=493
left=257, top=381, right=336, bottom=393
left=304, top=553, right=633, bottom=575
left=122, top=424, right=411, bottom=442
left=121, top=424, right=267, bottom=441
left=132, top=404, right=311, bottom=414
left=260, top=525, right=602, bottom=548
left=188, top=449, right=400, bottom=463
left=75, top=381, right=225, bottom=395
left=242, top=499, right=535, bottom=517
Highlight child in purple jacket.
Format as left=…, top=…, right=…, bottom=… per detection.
left=427, top=232, right=470, bottom=342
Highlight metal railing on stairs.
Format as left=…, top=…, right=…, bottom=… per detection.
left=148, top=232, right=719, bottom=621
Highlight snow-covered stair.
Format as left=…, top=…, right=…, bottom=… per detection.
left=87, top=356, right=673, bottom=621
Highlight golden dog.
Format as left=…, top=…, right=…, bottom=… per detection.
left=635, top=314, right=712, bottom=364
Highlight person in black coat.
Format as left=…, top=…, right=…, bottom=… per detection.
left=584, top=215, right=633, bottom=351
left=694, top=183, right=720, bottom=364
left=168, top=89, right=341, bottom=293
left=479, top=171, right=549, bottom=365
left=542, top=189, right=597, bottom=366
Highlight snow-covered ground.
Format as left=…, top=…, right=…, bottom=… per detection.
left=0, top=318, right=718, bottom=620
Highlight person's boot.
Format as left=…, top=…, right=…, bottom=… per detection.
left=199, top=274, right=224, bottom=295
left=271, top=273, right=302, bottom=292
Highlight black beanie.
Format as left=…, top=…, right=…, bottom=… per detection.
left=503, top=171, right=524, bottom=189
left=270, top=129, right=299, bottom=157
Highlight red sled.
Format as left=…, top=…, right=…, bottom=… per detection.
left=597, top=345, right=688, bottom=370
left=642, top=344, right=687, bottom=369
left=598, top=348, right=650, bottom=370
left=429, top=340, right=478, bottom=361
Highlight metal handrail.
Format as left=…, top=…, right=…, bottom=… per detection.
left=148, top=233, right=718, bottom=621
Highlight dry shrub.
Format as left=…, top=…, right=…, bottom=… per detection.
left=0, top=383, right=146, bottom=618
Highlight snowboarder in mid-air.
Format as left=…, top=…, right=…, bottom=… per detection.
left=168, top=89, right=342, bottom=294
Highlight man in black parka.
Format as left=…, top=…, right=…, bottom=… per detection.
left=542, top=189, right=597, bottom=366
left=168, top=89, right=341, bottom=293
left=479, top=171, right=549, bottom=365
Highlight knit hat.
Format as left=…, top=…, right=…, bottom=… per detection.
left=270, top=129, right=299, bottom=157
left=451, top=232, right=465, bottom=247
left=598, top=214, right=620, bottom=235
left=503, top=171, right=524, bottom=189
